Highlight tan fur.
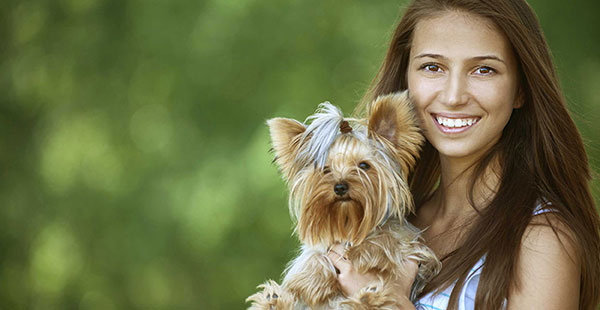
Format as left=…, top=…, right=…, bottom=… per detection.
left=246, top=280, right=295, bottom=310
left=367, top=92, right=424, bottom=178
left=247, top=91, right=440, bottom=310
left=267, top=118, right=307, bottom=179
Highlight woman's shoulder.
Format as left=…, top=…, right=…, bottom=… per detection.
left=527, top=199, right=575, bottom=247
left=522, top=209, right=578, bottom=266
left=508, top=205, right=580, bottom=308
left=524, top=199, right=578, bottom=273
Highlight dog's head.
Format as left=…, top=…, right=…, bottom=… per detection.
left=268, top=91, right=424, bottom=246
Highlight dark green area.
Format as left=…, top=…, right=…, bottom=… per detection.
left=0, top=0, right=598, bottom=309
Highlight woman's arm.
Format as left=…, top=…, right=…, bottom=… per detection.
left=507, top=213, right=580, bottom=309
left=327, top=243, right=418, bottom=309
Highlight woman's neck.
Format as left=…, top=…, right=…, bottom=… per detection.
left=432, top=154, right=501, bottom=221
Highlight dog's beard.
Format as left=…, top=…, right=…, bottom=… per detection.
left=297, top=182, right=383, bottom=247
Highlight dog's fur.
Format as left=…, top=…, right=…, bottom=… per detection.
left=247, top=92, right=440, bottom=310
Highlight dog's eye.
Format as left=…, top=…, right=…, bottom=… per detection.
left=358, top=162, right=370, bottom=170
left=322, top=166, right=331, bottom=174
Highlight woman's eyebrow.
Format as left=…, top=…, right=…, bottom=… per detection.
left=472, top=55, right=506, bottom=64
left=414, top=53, right=447, bottom=60
left=414, top=53, right=506, bottom=65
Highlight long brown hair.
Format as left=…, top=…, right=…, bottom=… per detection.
left=361, top=0, right=600, bottom=309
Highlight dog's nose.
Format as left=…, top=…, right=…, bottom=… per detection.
left=334, top=182, right=349, bottom=196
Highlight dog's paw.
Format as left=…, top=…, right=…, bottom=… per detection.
left=246, top=280, right=294, bottom=310
left=337, top=282, right=399, bottom=310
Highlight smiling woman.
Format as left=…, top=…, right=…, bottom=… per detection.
left=328, top=0, right=600, bottom=309
left=407, top=11, right=521, bottom=163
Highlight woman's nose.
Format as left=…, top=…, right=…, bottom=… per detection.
left=440, top=72, right=468, bottom=106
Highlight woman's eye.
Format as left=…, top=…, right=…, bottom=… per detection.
left=358, top=162, right=370, bottom=170
left=422, top=64, right=442, bottom=72
left=474, top=66, right=495, bottom=75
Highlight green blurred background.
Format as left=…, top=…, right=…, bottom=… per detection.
left=0, top=0, right=598, bottom=308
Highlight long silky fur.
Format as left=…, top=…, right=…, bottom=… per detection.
left=297, top=102, right=346, bottom=169
left=248, top=91, right=441, bottom=310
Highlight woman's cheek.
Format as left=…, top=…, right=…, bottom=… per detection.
left=409, top=78, right=438, bottom=114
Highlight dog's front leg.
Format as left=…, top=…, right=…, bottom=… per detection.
left=282, top=247, right=341, bottom=308
left=337, top=232, right=409, bottom=310
left=246, top=280, right=295, bottom=310
left=336, top=279, right=402, bottom=310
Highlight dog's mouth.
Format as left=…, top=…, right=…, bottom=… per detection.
left=335, top=196, right=352, bottom=202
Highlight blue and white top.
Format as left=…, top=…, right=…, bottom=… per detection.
left=414, top=202, right=554, bottom=310
left=415, top=255, right=487, bottom=310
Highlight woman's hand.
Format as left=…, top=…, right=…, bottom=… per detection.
left=326, top=243, right=419, bottom=305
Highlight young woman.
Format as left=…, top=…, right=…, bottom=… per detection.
left=326, top=0, right=600, bottom=309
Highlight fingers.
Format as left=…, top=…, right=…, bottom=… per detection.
left=398, top=259, right=420, bottom=297
left=326, top=244, right=351, bottom=274
left=325, top=245, right=422, bottom=299
left=405, top=259, right=419, bottom=279
left=325, top=244, right=384, bottom=297
left=329, top=243, right=346, bottom=256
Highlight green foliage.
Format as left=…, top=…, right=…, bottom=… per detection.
left=0, top=0, right=598, bottom=308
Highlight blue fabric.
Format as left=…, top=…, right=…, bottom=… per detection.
left=414, top=256, right=485, bottom=310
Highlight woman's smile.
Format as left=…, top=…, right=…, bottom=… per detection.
left=430, top=113, right=481, bottom=134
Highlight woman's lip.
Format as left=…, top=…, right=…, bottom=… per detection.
left=430, top=113, right=480, bottom=134
left=433, top=112, right=481, bottom=118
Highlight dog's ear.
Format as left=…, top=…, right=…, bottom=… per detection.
left=267, top=118, right=306, bottom=177
left=367, top=91, right=424, bottom=174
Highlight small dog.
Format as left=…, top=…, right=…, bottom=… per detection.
left=247, top=92, right=440, bottom=310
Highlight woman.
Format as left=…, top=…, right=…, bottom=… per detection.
left=326, top=0, right=600, bottom=309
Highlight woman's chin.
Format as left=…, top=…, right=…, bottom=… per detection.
left=431, top=143, right=485, bottom=162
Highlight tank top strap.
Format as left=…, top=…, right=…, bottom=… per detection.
left=533, top=198, right=556, bottom=216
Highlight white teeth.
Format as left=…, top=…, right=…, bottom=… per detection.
left=436, top=115, right=479, bottom=128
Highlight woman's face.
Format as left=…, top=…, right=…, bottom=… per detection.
left=407, top=11, right=521, bottom=162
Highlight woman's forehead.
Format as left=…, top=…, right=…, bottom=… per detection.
left=411, top=11, right=514, bottom=64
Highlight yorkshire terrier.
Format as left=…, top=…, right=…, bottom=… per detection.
left=247, top=91, right=440, bottom=310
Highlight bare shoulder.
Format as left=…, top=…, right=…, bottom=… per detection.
left=523, top=212, right=578, bottom=255
left=507, top=212, right=581, bottom=309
